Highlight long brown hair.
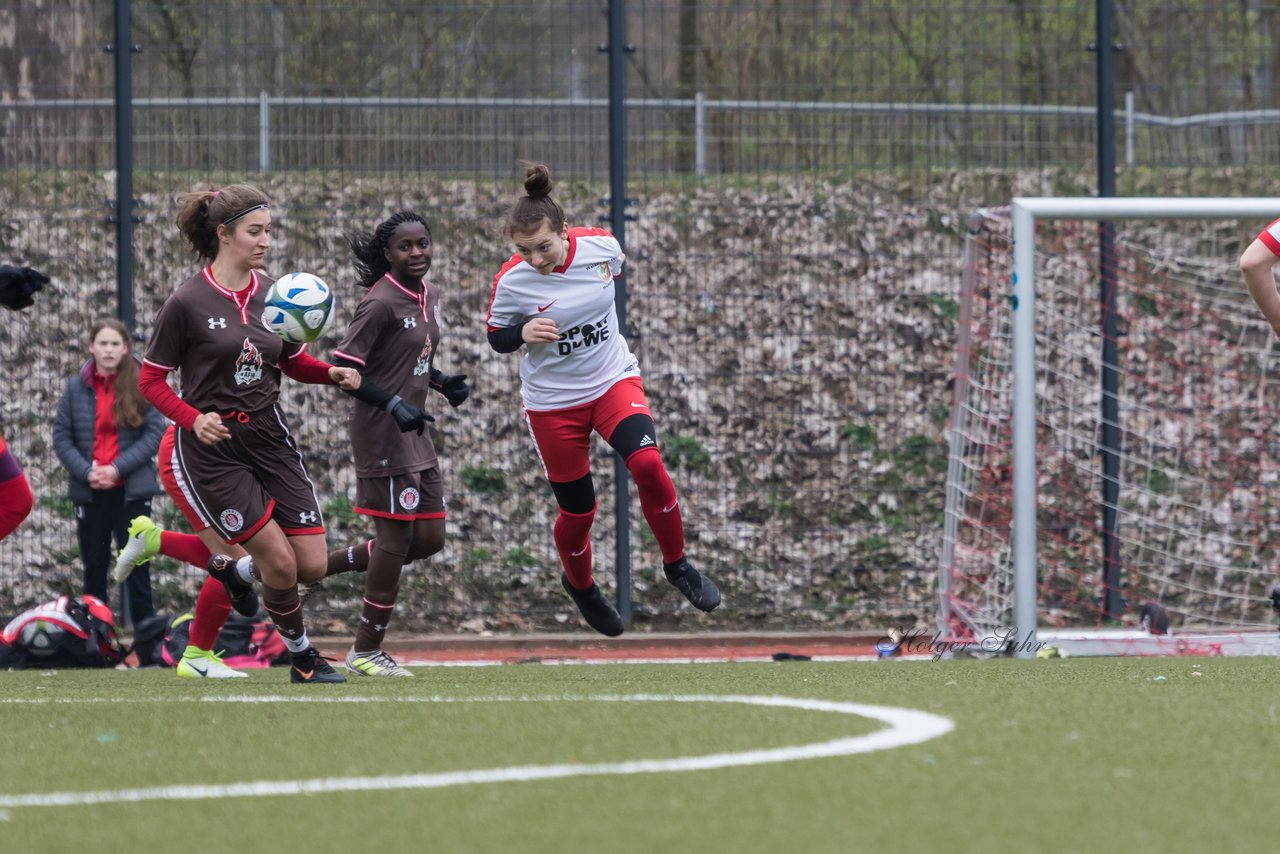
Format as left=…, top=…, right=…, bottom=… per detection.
left=91, top=318, right=147, bottom=428
left=175, top=183, right=271, bottom=261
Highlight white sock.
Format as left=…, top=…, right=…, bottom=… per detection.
left=234, top=556, right=256, bottom=584
left=283, top=632, right=309, bottom=654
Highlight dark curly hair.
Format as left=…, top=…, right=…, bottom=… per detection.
left=347, top=211, right=432, bottom=289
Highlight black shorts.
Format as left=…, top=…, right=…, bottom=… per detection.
left=355, top=466, right=445, bottom=521
left=173, top=407, right=324, bottom=544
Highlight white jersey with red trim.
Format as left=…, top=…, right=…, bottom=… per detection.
left=1258, top=217, right=1280, bottom=256
left=487, top=226, right=639, bottom=411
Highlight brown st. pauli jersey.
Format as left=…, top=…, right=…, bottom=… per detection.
left=144, top=268, right=303, bottom=414
left=332, top=273, right=441, bottom=476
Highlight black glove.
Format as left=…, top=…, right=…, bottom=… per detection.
left=430, top=369, right=470, bottom=407
left=384, top=394, right=435, bottom=435
left=0, top=265, right=49, bottom=311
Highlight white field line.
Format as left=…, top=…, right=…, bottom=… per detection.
left=0, top=694, right=953, bottom=810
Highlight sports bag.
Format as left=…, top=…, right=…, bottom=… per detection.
left=0, top=594, right=127, bottom=669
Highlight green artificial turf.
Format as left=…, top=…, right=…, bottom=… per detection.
left=0, top=656, right=1275, bottom=853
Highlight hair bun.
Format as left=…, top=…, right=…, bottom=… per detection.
left=524, top=162, right=553, bottom=198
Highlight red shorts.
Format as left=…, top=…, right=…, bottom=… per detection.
left=524, top=376, right=652, bottom=483
left=158, top=426, right=206, bottom=532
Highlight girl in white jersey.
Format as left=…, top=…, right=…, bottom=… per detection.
left=486, top=162, right=720, bottom=635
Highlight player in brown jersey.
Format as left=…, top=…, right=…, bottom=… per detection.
left=327, top=211, right=469, bottom=677
left=138, top=183, right=366, bottom=684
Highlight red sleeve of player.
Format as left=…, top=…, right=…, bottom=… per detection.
left=1258, top=217, right=1280, bottom=257
left=279, top=349, right=336, bottom=384
left=138, top=362, right=201, bottom=431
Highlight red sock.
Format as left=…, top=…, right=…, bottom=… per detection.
left=627, top=448, right=685, bottom=563
left=160, top=530, right=213, bottom=566
left=0, top=473, right=34, bottom=541
left=554, top=504, right=596, bottom=589
left=188, top=580, right=233, bottom=650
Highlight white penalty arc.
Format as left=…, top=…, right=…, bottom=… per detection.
left=0, top=694, right=954, bottom=810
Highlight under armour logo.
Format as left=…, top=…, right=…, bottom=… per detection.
left=638, top=434, right=655, bottom=447
left=208, top=317, right=227, bottom=329
left=298, top=510, right=318, bottom=524
left=403, top=317, right=417, bottom=329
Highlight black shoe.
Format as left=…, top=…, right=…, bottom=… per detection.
left=664, top=557, right=721, bottom=612
left=206, top=554, right=260, bottom=618
left=1271, top=583, right=1280, bottom=633
left=290, top=647, right=347, bottom=684
left=560, top=574, right=624, bottom=637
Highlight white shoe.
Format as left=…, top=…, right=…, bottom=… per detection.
left=176, top=646, right=248, bottom=679
left=344, top=647, right=413, bottom=677
left=112, top=515, right=162, bottom=584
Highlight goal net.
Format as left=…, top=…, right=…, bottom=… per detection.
left=940, top=198, right=1280, bottom=657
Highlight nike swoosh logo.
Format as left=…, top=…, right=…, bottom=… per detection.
left=662, top=502, right=678, bottom=513
left=570, top=546, right=589, bottom=557
left=537, top=301, right=557, bottom=312
left=296, top=669, right=314, bottom=680
left=630, top=402, right=648, bottom=408
left=186, top=661, right=209, bottom=675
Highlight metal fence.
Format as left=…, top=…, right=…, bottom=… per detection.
left=2, top=0, right=1279, bottom=635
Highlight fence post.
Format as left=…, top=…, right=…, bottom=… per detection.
left=695, top=90, right=705, bottom=176
left=259, top=90, right=271, bottom=172
left=112, top=0, right=136, bottom=330
left=606, top=0, right=633, bottom=623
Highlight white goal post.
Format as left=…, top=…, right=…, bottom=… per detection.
left=942, top=197, right=1280, bottom=658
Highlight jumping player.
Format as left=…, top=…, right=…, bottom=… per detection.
left=137, top=183, right=363, bottom=683
left=326, top=210, right=469, bottom=677
left=485, top=162, right=720, bottom=636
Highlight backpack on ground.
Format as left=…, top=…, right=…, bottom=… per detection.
left=0, top=594, right=127, bottom=669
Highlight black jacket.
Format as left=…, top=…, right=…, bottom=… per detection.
left=52, top=360, right=164, bottom=504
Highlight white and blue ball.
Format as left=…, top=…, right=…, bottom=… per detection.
left=262, top=272, right=335, bottom=344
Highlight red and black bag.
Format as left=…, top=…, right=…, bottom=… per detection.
left=0, top=594, right=127, bottom=669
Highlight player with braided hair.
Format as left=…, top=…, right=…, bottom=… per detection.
left=326, top=210, right=468, bottom=677
left=486, top=162, right=720, bottom=636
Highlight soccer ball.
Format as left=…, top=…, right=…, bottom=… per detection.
left=18, top=620, right=64, bottom=657
left=261, top=272, right=335, bottom=344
